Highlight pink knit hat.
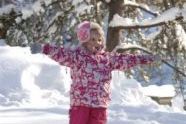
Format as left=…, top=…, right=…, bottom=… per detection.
left=76, top=21, right=91, bottom=43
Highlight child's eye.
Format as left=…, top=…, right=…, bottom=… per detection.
left=98, top=39, right=102, bottom=42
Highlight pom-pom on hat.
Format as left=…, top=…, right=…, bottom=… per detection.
left=76, top=21, right=91, bottom=43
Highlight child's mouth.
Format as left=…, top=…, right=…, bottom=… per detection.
left=89, top=45, right=103, bottom=54
left=95, top=47, right=100, bottom=51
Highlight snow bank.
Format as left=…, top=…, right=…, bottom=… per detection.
left=142, top=85, right=175, bottom=97
left=111, top=71, right=157, bottom=106
left=0, top=46, right=70, bottom=107
left=0, top=45, right=159, bottom=108
left=0, top=45, right=179, bottom=108
left=1, top=45, right=186, bottom=124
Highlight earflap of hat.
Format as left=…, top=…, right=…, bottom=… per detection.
left=76, top=21, right=91, bottom=43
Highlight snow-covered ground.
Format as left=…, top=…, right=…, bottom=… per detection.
left=0, top=45, right=186, bottom=124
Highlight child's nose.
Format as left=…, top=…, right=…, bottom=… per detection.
left=96, top=41, right=102, bottom=45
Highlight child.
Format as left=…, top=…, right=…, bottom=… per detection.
left=41, top=21, right=159, bottom=124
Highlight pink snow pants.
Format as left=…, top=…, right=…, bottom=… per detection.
left=69, top=106, right=107, bottom=124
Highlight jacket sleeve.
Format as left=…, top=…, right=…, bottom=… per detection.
left=42, top=44, right=74, bottom=67
left=109, top=53, right=154, bottom=71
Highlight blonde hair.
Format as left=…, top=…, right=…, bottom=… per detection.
left=89, top=22, right=105, bottom=42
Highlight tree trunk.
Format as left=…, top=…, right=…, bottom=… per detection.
left=163, top=0, right=169, bottom=10
left=106, top=0, right=123, bottom=52
left=0, top=29, right=7, bottom=39
left=170, top=0, right=175, bottom=7
left=93, top=0, right=102, bottom=25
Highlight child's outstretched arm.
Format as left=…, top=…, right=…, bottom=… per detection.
left=109, top=53, right=156, bottom=70
left=42, top=43, right=75, bottom=67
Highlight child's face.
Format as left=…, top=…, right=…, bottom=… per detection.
left=83, top=29, right=104, bottom=54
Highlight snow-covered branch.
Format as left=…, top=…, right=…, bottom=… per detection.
left=109, top=7, right=185, bottom=29
left=110, top=15, right=183, bottom=29
left=44, top=0, right=65, bottom=7
left=123, top=1, right=158, bottom=17
left=100, top=0, right=158, bottom=16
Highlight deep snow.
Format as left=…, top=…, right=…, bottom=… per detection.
left=0, top=45, right=186, bottom=124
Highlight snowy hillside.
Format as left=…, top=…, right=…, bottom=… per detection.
left=0, top=45, right=186, bottom=124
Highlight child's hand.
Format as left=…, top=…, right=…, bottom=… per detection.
left=30, top=42, right=43, bottom=54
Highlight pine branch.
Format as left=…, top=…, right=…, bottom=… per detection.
left=0, top=13, right=22, bottom=20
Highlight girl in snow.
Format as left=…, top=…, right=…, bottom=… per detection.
left=41, top=21, right=159, bottom=124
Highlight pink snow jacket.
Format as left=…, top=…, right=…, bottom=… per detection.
left=42, top=44, right=154, bottom=108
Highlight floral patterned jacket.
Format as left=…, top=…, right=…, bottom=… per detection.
left=42, top=44, right=154, bottom=108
